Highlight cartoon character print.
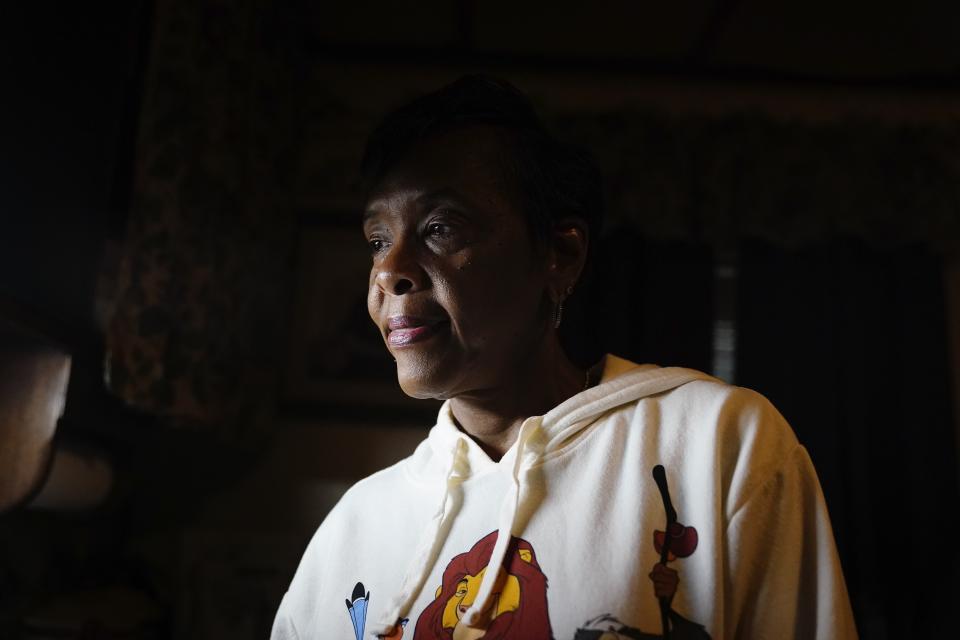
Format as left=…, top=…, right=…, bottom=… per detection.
left=414, top=530, right=552, bottom=640
left=344, top=582, right=409, bottom=640
left=571, top=612, right=709, bottom=640
left=574, top=465, right=711, bottom=640
left=346, top=582, right=370, bottom=640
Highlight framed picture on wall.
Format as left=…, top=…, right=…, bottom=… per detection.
left=281, top=218, right=436, bottom=418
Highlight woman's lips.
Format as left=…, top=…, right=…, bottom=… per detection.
left=386, top=316, right=447, bottom=347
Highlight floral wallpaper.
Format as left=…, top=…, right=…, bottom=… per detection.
left=557, top=112, right=960, bottom=250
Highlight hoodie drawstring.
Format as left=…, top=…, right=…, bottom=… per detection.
left=461, top=416, right=545, bottom=628
left=371, top=363, right=711, bottom=636
left=372, top=437, right=469, bottom=636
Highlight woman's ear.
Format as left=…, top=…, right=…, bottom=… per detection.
left=547, top=217, right=589, bottom=301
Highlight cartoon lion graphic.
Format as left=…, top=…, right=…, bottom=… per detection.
left=413, top=530, right=552, bottom=640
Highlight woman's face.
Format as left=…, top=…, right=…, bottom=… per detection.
left=363, top=126, right=552, bottom=399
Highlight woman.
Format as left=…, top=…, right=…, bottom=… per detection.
left=272, top=76, right=857, bottom=640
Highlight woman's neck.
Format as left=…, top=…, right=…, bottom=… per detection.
left=448, top=342, right=585, bottom=461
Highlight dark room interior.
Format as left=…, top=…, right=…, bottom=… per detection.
left=2, top=1, right=959, bottom=638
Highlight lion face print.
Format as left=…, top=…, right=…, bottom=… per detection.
left=414, top=531, right=552, bottom=640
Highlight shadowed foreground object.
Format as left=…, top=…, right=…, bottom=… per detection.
left=0, top=322, right=71, bottom=513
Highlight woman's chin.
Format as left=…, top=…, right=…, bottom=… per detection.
left=395, top=362, right=452, bottom=400
left=397, top=367, right=437, bottom=400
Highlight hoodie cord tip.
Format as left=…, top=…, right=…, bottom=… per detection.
left=462, top=608, right=482, bottom=626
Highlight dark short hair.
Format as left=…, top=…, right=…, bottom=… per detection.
left=360, top=75, right=604, bottom=253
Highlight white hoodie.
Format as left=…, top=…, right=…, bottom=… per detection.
left=272, top=355, right=857, bottom=640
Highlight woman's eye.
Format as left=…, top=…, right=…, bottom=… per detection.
left=426, top=221, right=451, bottom=237
left=367, top=237, right=386, bottom=254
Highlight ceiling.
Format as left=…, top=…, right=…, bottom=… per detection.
left=301, top=0, right=960, bottom=86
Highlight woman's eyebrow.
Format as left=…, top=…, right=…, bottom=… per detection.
left=415, top=188, right=469, bottom=208
left=362, top=187, right=472, bottom=226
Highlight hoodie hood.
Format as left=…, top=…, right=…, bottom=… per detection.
left=421, top=356, right=714, bottom=479
left=371, top=355, right=715, bottom=636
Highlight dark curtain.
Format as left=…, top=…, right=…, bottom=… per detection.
left=105, top=0, right=298, bottom=436
left=737, top=238, right=960, bottom=637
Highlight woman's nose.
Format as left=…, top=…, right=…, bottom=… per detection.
left=375, top=239, right=424, bottom=296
